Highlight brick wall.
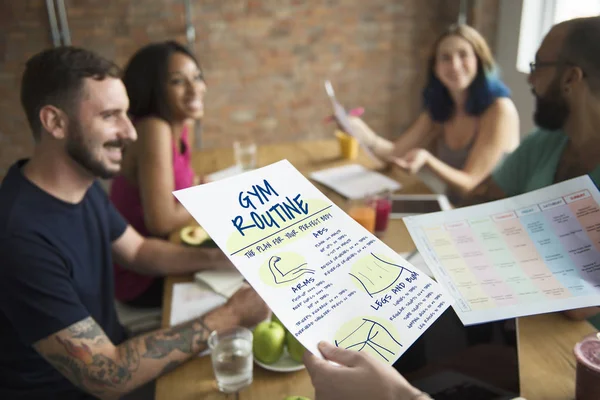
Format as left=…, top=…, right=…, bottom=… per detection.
left=0, top=0, right=499, bottom=178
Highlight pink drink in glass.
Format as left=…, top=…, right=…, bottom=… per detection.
left=375, top=197, right=392, bottom=234
left=573, top=332, right=600, bottom=400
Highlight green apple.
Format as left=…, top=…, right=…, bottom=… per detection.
left=253, top=321, right=286, bottom=364
left=283, top=397, right=310, bottom=400
left=271, top=313, right=284, bottom=329
left=285, top=331, right=306, bottom=363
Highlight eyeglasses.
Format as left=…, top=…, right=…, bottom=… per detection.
left=529, top=60, right=586, bottom=76
left=529, top=61, right=562, bottom=74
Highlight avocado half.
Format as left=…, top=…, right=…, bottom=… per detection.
left=180, top=226, right=209, bottom=246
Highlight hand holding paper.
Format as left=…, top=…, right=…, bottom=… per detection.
left=324, top=80, right=394, bottom=161
left=303, top=341, right=423, bottom=400
left=173, top=160, right=451, bottom=366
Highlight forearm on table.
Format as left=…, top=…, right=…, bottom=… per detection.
left=390, top=135, right=429, bottom=160
left=563, top=306, right=600, bottom=321
left=36, top=305, right=239, bottom=400
left=370, top=136, right=395, bottom=159
left=144, top=203, right=192, bottom=237
left=346, top=117, right=395, bottom=159
left=389, top=112, right=437, bottom=159
left=118, top=305, right=236, bottom=388
left=111, top=316, right=213, bottom=396
left=458, top=176, right=507, bottom=207
left=129, top=237, right=230, bottom=275
left=425, top=155, right=482, bottom=194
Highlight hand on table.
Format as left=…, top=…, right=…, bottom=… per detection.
left=194, top=175, right=206, bottom=185
left=198, top=247, right=237, bottom=270
left=392, top=148, right=431, bottom=174
left=563, top=306, right=600, bottom=321
left=303, top=341, right=424, bottom=400
left=226, top=284, right=270, bottom=327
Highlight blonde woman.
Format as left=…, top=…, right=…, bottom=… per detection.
left=342, top=24, right=519, bottom=203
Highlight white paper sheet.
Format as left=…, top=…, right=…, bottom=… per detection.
left=310, top=164, right=401, bottom=199
left=398, top=251, right=434, bottom=278
left=404, top=175, right=600, bottom=325
left=169, top=282, right=227, bottom=327
left=194, top=270, right=245, bottom=298
left=324, top=80, right=380, bottom=163
left=205, top=165, right=245, bottom=182
left=174, top=160, right=451, bottom=365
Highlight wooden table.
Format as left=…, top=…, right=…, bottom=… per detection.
left=156, top=139, right=597, bottom=400
left=518, top=313, right=596, bottom=399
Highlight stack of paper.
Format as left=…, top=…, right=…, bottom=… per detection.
left=310, top=163, right=401, bottom=199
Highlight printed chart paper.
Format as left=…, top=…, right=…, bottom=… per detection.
left=404, top=176, right=600, bottom=325
left=174, top=160, right=451, bottom=364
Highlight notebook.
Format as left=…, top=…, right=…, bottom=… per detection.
left=194, top=270, right=245, bottom=298
left=310, top=164, right=401, bottom=199
left=169, top=282, right=227, bottom=327
left=205, top=164, right=245, bottom=182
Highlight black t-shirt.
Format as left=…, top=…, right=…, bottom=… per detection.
left=0, top=160, right=128, bottom=399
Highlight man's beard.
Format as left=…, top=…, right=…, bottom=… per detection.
left=66, top=119, right=124, bottom=180
left=533, top=78, right=570, bottom=131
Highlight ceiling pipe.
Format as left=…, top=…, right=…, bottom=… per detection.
left=45, top=0, right=61, bottom=47
left=56, top=0, right=72, bottom=46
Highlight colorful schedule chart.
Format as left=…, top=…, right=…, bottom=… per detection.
left=404, top=176, right=600, bottom=325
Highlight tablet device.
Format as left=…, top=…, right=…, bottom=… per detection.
left=390, top=194, right=451, bottom=218
left=395, top=310, right=520, bottom=400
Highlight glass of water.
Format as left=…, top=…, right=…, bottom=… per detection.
left=233, top=140, right=257, bottom=171
left=208, top=326, right=253, bottom=393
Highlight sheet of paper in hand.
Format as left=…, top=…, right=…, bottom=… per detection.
left=173, top=160, right=452, bottom=365
left=404, top=175, right=600, bottom=326
left=324, top=80, right=379, bottom=163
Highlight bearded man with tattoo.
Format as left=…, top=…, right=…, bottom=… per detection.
left=0, top=47, right=268, bottom=399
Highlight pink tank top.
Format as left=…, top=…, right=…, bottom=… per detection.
left=110, top=125, right=194, bottom=302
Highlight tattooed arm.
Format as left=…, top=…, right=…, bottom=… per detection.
left=33, top=285, right=268, bottom=400
left=458, top=176, right=507, bottom=207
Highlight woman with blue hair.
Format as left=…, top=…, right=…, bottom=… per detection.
left=344, top=24, right=519, bottom=203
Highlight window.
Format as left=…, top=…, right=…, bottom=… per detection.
left=554, top=1, right=600, bottom=22
left=516, top=0, right=600, bottom=74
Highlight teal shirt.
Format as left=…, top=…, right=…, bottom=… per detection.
left=493, top=128, right=600, bottom=329
left=493, top=128, right=600, bottom=195
left=590, top=314, right=600, bottom=330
